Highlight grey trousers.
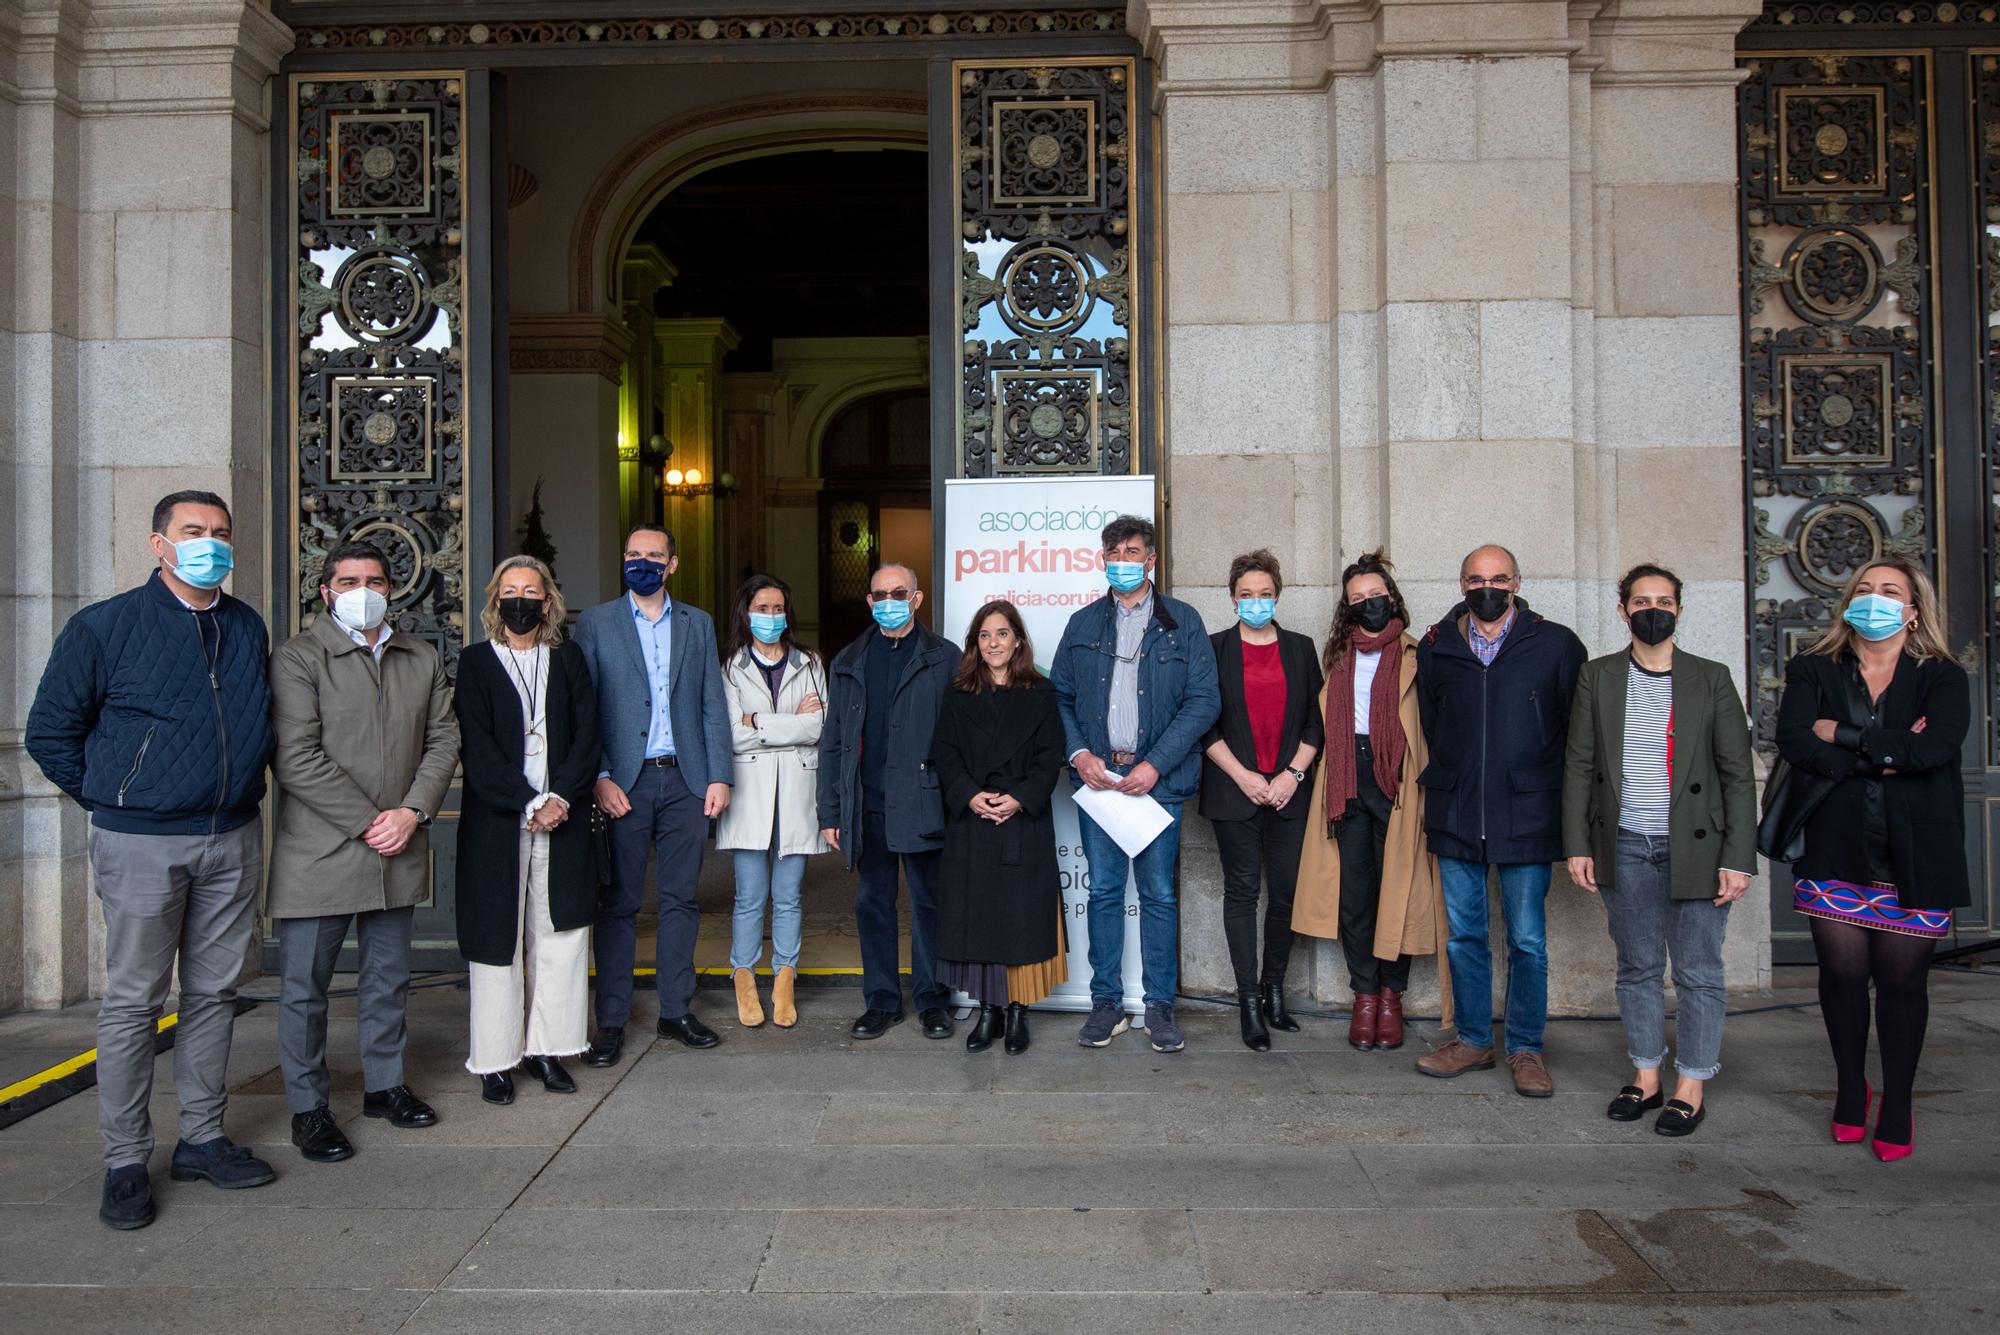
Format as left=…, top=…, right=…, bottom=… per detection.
left=88, top=822, right=262, bottom=1169
left=276, top=906, right=415, bottom=1113
left=1602, top=829, right=1732, bottom=1081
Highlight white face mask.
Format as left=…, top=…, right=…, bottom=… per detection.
left=332, top=587, right=388, bottom=632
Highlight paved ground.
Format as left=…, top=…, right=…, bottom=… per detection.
left=1, top=968, right=1995, bottom=1333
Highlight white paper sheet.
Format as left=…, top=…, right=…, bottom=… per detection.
left=1071, top=785, right=1175, bottom=858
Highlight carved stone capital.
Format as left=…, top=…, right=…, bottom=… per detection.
left=510, top=312, right=639, bottom=383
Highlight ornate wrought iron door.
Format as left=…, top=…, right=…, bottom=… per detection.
left=1738, top=17, right=2000, bottom=957
left=946, top=58, right=1147, bottom=477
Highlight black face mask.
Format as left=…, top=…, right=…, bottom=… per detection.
left=498, top=597, right=545, bottom=635
left=1464, top=586, right=1511, bottom=623
left=1628, top=608, right=1677, bottom=647
left=1352, top=595, right=1396, bottom=633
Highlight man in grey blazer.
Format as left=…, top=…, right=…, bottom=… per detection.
left=574, top=524, right=734, bottom=1062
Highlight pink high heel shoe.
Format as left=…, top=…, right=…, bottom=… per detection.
left=1871, top=1110, right=1914, bottom=1163
left=1832, top=1081, right=1871, bottom=1144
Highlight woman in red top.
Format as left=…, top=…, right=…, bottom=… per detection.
left=1198, top=550, right=1326, bottom=1050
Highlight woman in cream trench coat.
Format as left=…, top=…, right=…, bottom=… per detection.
left=716, top=575, right=831, bottom=1029
left=1292, top=629, right=1452, bottom=1029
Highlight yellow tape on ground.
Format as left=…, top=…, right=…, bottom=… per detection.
left=0, top=1013, right=179, bottom=1105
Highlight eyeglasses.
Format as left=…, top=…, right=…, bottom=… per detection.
left=1462, top=574, right=1516, bottom=589
left=866, top=588, right=914, bottom=603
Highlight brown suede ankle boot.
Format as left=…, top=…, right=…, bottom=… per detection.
left=733, top=967, right=765, bottom=1028
left=771, top=965, right=797, bottom=1029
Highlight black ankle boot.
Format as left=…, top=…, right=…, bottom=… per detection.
left=1004, top=1003, right=1031, bottom=1055
left=1260, top=980, right=1301, bottom=1033
left=1238, top=988, right=1271, bottom=1052
left=966, top=1005, right=1003, bottom=1053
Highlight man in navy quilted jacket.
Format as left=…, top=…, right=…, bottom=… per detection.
left=26, top=490, right=280, bottom=1230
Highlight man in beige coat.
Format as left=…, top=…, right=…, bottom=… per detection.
left=268, top=541, right=459, bottom=1164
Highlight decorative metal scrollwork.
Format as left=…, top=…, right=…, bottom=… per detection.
left=956, top=60, right=1136, bottom=476
left=1738, top=52, right=1938, bottom=750
left=292, top=75, right=468, bottom=677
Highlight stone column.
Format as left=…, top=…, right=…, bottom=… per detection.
left=653, top=317, right=741, bottom=617
left=618, top=244, right=677, bottom=538
left=0, top=0, right=289, bottom=1010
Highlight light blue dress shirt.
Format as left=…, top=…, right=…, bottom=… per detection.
left=632, top=592, right=677, bottom=758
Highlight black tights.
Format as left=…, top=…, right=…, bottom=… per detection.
left=1810, top=917, right=1933, bottom=1145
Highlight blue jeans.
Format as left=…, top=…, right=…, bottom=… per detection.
left=1602, top=830, right=1731, bottom=1080
left=1076, top=799, right=1183, bottom=1007
left=730, top=847, right=806, bottom=972
left=1438, top=856, right=1551, bottom=1053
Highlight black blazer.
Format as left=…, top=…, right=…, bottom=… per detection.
left=1774, top=649, right=1970, bottom=910
left=1198, top=623, right=1326, bottom=822
left=453, top=639, right=602, bottom=967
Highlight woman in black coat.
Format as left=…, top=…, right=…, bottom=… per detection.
left=1775, top=556, right=1969, bottom=1162
left=931, top=599, right=1067, bottom=1056
left=455, top=556, right=601, bottom=1105
left=1198, top=549, right=1324, bottom=1051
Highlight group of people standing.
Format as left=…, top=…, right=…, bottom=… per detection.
left=25, top=492, right=1972, bottom=1232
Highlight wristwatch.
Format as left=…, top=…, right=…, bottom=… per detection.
left=1285, top=766, right=1308, bottom=784
left=405, top=806, right=432, bottom=827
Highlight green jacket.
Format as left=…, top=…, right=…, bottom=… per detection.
left=1561, top=648, right=1757, bottom=899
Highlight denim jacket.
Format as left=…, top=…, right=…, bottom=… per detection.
left=1049, top=589, right=1220, bottom=806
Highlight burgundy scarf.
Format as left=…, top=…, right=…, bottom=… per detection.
left=1324, top=620, right=1407, bottom=822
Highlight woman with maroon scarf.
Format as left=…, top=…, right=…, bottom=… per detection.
left=1293, top=550, right=1450, bottom=1050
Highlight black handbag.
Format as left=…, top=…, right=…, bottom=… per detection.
left=588, top=804, right=616, bottom=892
left=1756, top=754, right=1835, bottom=863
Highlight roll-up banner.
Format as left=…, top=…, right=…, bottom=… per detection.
left=940, top=475, right=1157, bottom=1015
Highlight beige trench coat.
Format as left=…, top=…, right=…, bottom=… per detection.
left=715, top=647, right=831, bottom=858
left=1291, top=637, right=1451, bottom=1021
left=267, top=614, right=460, bottom=917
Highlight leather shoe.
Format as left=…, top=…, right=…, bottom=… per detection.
left=583, top=1027, right=624, bottom=1068
left=657, top=1013, right=722, bottom=1049
left=919, top=1006, right=955, bottom=1039
left=480, top=1070, right=516, bottom=1105
left=1259, top=980, right=1302, bottom=1033
left=522, top=1054, right=577, bottom=1092
left=1508, top=1050, right=1555, bottom=1098
left=290, top=1106, right=354, bottom=1163
left=1348, top=993, right=1380, bottom=1050
left=1416, top=1038, right=1496, bottom=1079
left=362, top=1085, right=437, bottom=1128
left=1003, top=1003, right=1031, bottom=1055
left=966, top=1004, right=1003, bottom=1053
left=849, top=1008, right=905, bottom=1040
left=99, top=1164, right=153, bottom=1231
left=1376, top=987, right=1406, bottom=1050
left=1237, top=987, right=1271, bottom=1052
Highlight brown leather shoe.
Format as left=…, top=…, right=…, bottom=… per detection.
left=1376, top=988, right=1405, bottom=1050
left=1415, top=1038, right=1496, bottom=1079
left=1347, top=993, right=1380, bottom=1050
left=1508, top=1050, right=1555, bottom=1098
left=733, top=968, right=765, bottom=1028
left=771, top=965, right=797, bottom=1029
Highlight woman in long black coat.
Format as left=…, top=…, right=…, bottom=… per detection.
left=455, top=555, right=601, bottom=1105
left=931, top=599, right=1068, bottom=1056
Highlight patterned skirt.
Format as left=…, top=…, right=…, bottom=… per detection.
left=1793, top=879, right=1953, bottom=939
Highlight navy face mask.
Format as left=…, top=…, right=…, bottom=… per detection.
left=623, top=558, right=667, bottom=597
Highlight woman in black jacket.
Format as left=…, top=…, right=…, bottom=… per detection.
left=930, top=600, right=1068, bottom=1056
left=455, top=556, right=602, bottom=1105
left=1775, top=556, right=1968, bottom=1162
left=1198, top=550, right=1325, bottom=1051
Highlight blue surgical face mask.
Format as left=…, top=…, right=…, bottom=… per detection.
left=169, top=537, right=233, bottom=590
left=1236, top=597, right=1277, bottom=629
left=749, top=612, right=787, bottom=645
left=871, top=599, right=912, bottom=632
left=1843, top=592, right=1910, bottom=642
left=1106, top=560, right=1148, bottom=594
left=623, top=557, right=667, bottom=597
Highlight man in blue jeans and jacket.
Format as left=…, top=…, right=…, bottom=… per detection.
left=26, top=490, right=280, bottom=1229
left=1051, top=515, right=1219, bottom=1052
left=1413, top=544, right=1586, bottom=1096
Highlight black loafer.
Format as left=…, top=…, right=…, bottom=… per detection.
left=657, top=1014, right=721, bottom=1049
left=1606, top=1085, right=1665, bottom=1122
left=169, top=1137, right=276, bottom=1190
left=99, top=1164, right=153, bottom=1230
left=1655, top=1098, right=1706, bottom=1137
left=522, top=1054, right=577, bottom=1093
left=919, top=1006, right=955, bottom=1039
left=583, top=1027, right=624, bottom=1067
left=291, top=1106, right=355, bottom=1162
left=849, top=1008, right=905, bottom=1040
left=481, top=1071, right=516, bottom=1105
left=362, top=1085, right=438, bottom=1129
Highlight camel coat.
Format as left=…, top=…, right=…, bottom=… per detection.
left=1291, top=637, right=1451, bottom=1021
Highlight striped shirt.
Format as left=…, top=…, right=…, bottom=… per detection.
left=1618, top=657, right=1672, bottom=836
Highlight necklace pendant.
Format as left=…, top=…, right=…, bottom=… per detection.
left=524, top=730, right=546, bottom=757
